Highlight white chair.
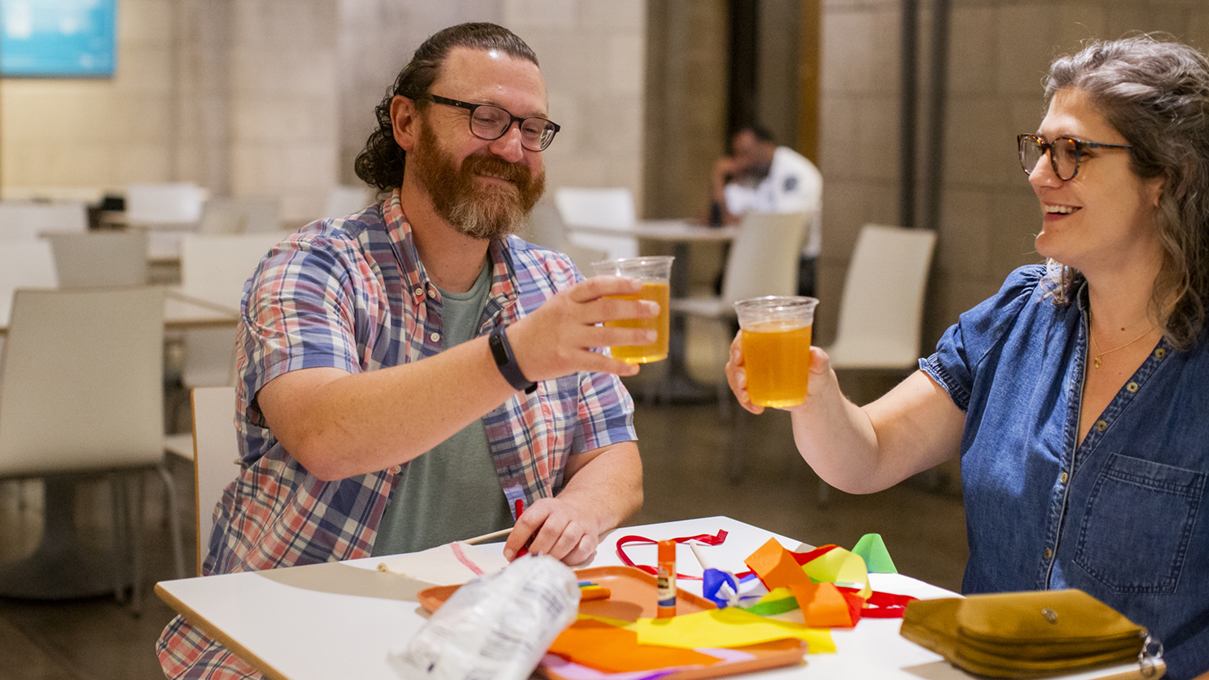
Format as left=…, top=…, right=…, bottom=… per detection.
left=823, top=224, right=937, bottom=370
left=324, top=185, right=372, bottom=218
left=199, top=197, right=283, bottom=234
left=124, top=183, right=204, bottom=226
left=0, top=201, right=89, bottom=240
left=814, top=223, right=937, bottom=506
left=180, top=232, right=285, bottom=387
left=0, top=239, right=58, bottom=328
left=170, top=386, right=240, bottom=575
left=554, top=187, right=639, bottom=261
left=670, top=211, right=809, bottom=414
left=0, top=287, right=184, bottom=609
left=46, top=231, right=149, bottom=288
left=524, top=201, right=607, bottom=275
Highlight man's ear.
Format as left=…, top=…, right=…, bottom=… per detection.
left=390, top=95, right=420, bottom=151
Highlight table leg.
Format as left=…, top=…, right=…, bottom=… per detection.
left=0, top=477, right=126, bottom=600
left=652, top=243, right=715, bottom=404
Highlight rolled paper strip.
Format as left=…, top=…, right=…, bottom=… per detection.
left=851, top=533, right=897, bottom=574
left=701, top=568, right=740, bottom=608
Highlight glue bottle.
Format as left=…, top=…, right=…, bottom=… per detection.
left=656, top=539, right=677, bottom=617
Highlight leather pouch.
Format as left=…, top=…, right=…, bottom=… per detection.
left=900, top=589, right=1158, bottom=678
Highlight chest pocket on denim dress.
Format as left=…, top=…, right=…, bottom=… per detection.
left=1074, top=453, right=1206, bottom=593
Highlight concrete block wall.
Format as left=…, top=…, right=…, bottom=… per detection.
left=0, top=0, right=646, bottom=221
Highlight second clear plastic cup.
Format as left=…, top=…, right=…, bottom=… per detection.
left=591, top=256, right=674, bottom=364
left=733, top=296, right=819, bottom=407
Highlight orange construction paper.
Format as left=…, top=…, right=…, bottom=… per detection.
left=548, top=619, right=721, bottom=673
left=790, top=582, right=861, bottom=628
left=745, top=538, right=812, bottom=590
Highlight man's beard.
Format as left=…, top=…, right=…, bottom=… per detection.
left=411, top=118, right=546, bottom=240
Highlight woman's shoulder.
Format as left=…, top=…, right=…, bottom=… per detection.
left=961, top=265, right=1060, bottom=331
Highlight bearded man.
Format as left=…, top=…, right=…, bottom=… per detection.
left=157, top=22, right=650, bottom=678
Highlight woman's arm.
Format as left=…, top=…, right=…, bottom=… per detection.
left=727, top=340, right=964, bottom=494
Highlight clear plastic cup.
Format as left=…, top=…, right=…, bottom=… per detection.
left=733, top=296, right=819, bottom=407
left=591, top=256, right=674, bottom=364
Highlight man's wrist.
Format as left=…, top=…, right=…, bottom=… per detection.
left=488, top=325, right=537, bottom=393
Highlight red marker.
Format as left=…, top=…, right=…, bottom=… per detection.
left=515, top=498, right=528, bottom=557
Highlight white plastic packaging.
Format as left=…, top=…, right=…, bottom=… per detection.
left=393, top=553, right=579, bottom=680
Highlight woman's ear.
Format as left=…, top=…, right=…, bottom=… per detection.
left=390, top=95, right=419, bottom=152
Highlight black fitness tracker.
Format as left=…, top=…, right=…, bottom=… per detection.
left=489, top=325, right=537, bottom=394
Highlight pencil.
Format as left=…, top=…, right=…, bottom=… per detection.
left=463, top=526, right=513, bottom=545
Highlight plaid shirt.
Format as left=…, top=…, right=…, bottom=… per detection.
left=157, top=189, right=636, bottom=679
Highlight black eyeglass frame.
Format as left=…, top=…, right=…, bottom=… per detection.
left=1017, top=133, right=1132, bottom=181
left=420, top=94, right=561, bottom=152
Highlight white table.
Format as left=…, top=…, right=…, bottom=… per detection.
left=154, top=516, right=1155, bottom=680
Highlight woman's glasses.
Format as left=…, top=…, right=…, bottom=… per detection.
left=1017, top=134, right=1132, bottom=181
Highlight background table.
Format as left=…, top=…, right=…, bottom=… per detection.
left=155, top=515, right=1157, bottom=680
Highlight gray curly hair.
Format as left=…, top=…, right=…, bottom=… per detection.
left=1043, top=34, right=1209, bottom=349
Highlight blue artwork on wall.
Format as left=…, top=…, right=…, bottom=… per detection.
left=1, top=0, right=117, bottom=78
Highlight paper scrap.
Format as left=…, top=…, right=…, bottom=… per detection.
left=631, top=608, right=835, bottom=653
left=789, top=582, right=862, bottom=628
left=548, top=619, right=721, bottom=673
left=801, top=547, right=871, bottom=599
left=375, top=541, right=508, bottom=586
left=745, top=538, right=812, bottom=590
left=851, top=533, right=897, bottom=574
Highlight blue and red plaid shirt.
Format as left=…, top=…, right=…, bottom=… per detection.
left=157, top=189, right=636, bottom=678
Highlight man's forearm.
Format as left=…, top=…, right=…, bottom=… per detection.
left=556, top=442, right=643, bottom=535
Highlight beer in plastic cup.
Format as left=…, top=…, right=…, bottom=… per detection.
left=591, top=256, right=674, bottom=364
left=733, top=296, right=818, bottom=408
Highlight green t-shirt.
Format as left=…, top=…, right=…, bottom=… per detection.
left=371, top=263, right=512, bottom=556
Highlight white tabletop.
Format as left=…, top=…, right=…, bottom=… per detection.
left=570, top=219, right=738, bottom=243
left=0, top=286, right=238, bottom=336
left=155, top=516, right=1154, bottom=680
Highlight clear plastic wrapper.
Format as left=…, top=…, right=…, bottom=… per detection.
left=392, top=553, right=579, bottom=680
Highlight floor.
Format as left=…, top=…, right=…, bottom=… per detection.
left=0, top=339, right=969, bottom=680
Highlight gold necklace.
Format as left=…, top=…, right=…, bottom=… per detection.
left=1089, top=320, right=1153, bottom=369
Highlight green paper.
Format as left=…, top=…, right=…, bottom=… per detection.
left=851, top=533, right=897, bottom=574
left=743, top=596, right=800, bottom=616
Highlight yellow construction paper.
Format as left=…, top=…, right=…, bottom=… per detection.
left=631, top=608, right=836, bottom=654
left=756, top=587, right=796, bottom=604
left=802, top=547, right=871, bottom=599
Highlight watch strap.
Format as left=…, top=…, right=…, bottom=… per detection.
left=489, top=325, right=536, bottom=394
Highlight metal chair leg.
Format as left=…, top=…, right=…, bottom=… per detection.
left=157, top=463, right=186, bottom=579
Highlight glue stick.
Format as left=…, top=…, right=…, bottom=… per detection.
left=656, top=540, right=677, bottom=617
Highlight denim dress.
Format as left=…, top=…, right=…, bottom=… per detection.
left=921, top=265, right=1209, bottom=680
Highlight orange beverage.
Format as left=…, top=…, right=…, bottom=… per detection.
left=742, top=321, right=813, bottom=407
left=605, top=281, right=670, bottom=364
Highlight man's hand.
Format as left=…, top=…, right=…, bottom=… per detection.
left=503, top=497, right=598, bottom=565
left=506, top=276, right=658, bottom=383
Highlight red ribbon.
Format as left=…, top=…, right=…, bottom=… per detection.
left=615, top=530, right=754, bottom=580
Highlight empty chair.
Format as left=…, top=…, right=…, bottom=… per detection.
left=0, top=200, right=89, bottom=240
left=523, top=201, right=607, bottom=275
left=324, top=185, right=372, bottom=218
left=0, top=239, right=58, bottom=328
left=180, top=232, right=285, bottom=387
left=670, top=211, right=808, bottom=413
left=814, top=223, right=937, bottom=506
left=199, top=197, right=283, bottom=234
left=46, top=231, right=149, bottom=288
left=124, top=183, right=204, bottom=226
left=555, top=187, right=639, bottom=261
left=0, top=287, right=184, bottom=608
left=823, top=224, right=937, bottom=370
left=184, top=387, right=240, bottom=575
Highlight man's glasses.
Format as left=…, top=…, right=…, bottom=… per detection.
left=1017, top=134, right=1132, bottom=181
left=422, top=94, right=561, bottom=152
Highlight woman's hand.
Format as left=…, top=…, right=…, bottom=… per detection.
left=725, top=331, right=765, bottom=414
